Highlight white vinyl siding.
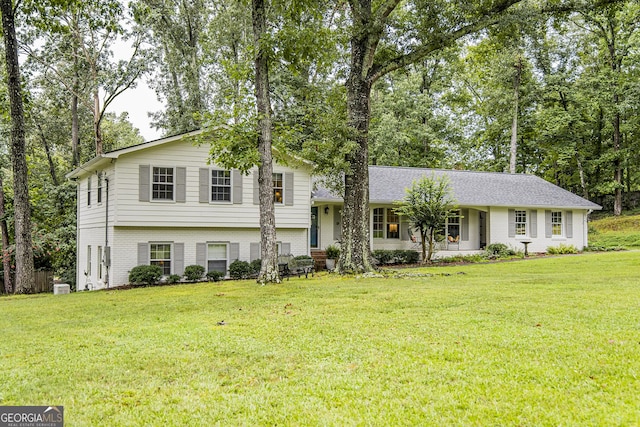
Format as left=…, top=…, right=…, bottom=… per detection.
left=114, top=141, right=310, bottom=228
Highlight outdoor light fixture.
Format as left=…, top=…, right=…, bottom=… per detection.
left=324, top=206, right=330, bottom=215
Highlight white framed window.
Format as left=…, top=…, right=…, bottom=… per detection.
left=386, top=209, right=400, bottom=239
left=207, top=243, right=228, bottom=274
left=97, top=246, right=103, bottom=279
left=515, top=210, right=527, bottom=236
left=552, top=211, right=563, bottom=236
left=273, top=173, right=283, bottom=204
left=152, top=167, right=174, bottom=201
left=150, top=243, right=172, bottom=275
left=373, top=208, right=384, bottom=238
left=86, top=246, right=92, bottom=276
left=97, top=172, right=103, bottom=204
left=211, top=170, right=232, bottom=202
left=87, top=176, right=92, bottom=206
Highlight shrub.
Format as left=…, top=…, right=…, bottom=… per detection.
left=372, top=249, right=393, bottom=264
left=372, top=249, right=420, bottom=265
left=128, top=265, right=163, bottom=286
left=229, top=260, right=252, bottom=280
left=485, top=243, right=515, bottom=258
left=547, top=244, right=578, bottom=255
left=184, top=264, right=205, bottom=282
left=325, top=245, right=340, bottom=259
left=399, top=250, right=420, bottom=264
left=206, top=270, right=224, bottom=282
left=166, top=274, right=181, bottom=284
left=250, top=259, right=262, bottom=274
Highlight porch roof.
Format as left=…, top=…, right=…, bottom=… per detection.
left=312, top=166, right=602, bottom=210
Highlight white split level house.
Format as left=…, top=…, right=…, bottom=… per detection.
left=67, top=130, right=601, bottom=290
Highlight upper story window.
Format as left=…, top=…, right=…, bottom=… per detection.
left=386, top=209, right=400, bottom=239
left=87, top=176, right=92, bottom=206
left=515, top=210, right=527, bottom=236
left=552, top=211, right=563, bottom=236
left=150, top=243, right=171, bottom=275
left=273, top=173, right=283, bottom=204
left=97, top=172, right=103, bottom=204
left=373, top=208, right=384, bottom=238
left=211, top=170, right=231, bottom=202
left=152, top=167, right=174, bottom=201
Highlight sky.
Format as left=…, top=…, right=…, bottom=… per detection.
left=106, top=76, right=164, bottom=141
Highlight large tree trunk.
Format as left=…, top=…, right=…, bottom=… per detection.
left=1, top=0, right=35, bottom=294
left=252, top=0, right=279, bottom=284
left=0, top=175, right=13, bottom=294
left=509, top=56, right=522, bottom=174
left=339, top=30, right=374, bottom=274
left=612, top=108, right=622, bottom=216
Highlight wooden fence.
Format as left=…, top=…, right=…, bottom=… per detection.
left=0, top=270, right=54, bottom=294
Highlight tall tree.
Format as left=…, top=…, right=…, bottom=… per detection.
left=1, top=0, right=35, bottom=293
left=577, top=2, right=639, bottom=215
left=133, top=0, right=208, bottom=135
left=251, top=0, right=279, bottom=283
left=339, top=0, right=525, bottom=273
left=25, top=0, right=147, bottom=157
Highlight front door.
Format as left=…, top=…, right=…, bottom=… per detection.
left=310, top=207, right=319, bottom=248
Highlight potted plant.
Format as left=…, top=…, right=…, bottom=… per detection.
left=325, top=245, right=340, bottom=271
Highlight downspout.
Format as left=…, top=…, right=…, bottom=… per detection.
left=104, top=176, right=109, bottom=288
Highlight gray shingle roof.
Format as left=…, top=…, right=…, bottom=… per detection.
left=313, top=166, right=602, bottom=210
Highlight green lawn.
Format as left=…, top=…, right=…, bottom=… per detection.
left=589, top=213, right=640, bottom=249
left=2, top=252, right=640, bottom=426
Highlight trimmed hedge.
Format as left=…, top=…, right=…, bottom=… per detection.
left=128, top=265, right=163, bottom=286
left=372, top=249, right=420, bottom=265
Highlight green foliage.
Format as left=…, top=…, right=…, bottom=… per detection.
left=183, top=265, right=205, bottom=282
left=206, top=270, right=224, bottom=282
left=128, top=265, right=163, bottom=286
left=228, top=260, right=252, bottom=280
left=485, top=243, right=516, bottom=258
left=250, top=259, right=262, bottom=275
left=372, top=249, right=420, bottom=265
left=394, top=174, right=458, bottom=262
left=546, top=244, right=578, bottom=255
left=325, top=245, right=340, bottom=259
left=167, top=274, right=181, bottom=284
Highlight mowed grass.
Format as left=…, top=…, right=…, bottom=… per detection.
left=2, top=252, right=640, bottom=426
left=590, top=213, right=640, bottom=248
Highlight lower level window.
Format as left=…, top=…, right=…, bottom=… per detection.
left=208, top=243, right=228, bottom=274
left=373, top=208, right=384, bottom=238
left=515, top=210, right=527, bottom=236
left=552, top=211, right=563, bottom=236
left=150, top=243, right=172, bottom=275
